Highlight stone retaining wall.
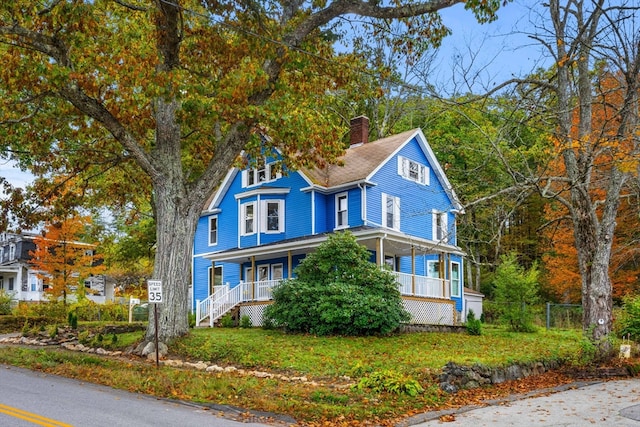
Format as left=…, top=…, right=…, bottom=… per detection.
left=439, top=360, right=562, bottom=393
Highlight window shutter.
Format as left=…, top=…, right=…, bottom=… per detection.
left=241, top=170, right=247, bottom=188
left=431, top=210, right=438, bottom=241
left=442, top=212, right=448, bottom=242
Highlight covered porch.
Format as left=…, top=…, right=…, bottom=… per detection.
left=196, top=226, right=463, bottom=327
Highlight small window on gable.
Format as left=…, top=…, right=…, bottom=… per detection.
left=335, top=193, right=348, bottom=229
left=242, top=161, right=282, bottom=188
left=241, top=202, right=256, bottom=236
left=398, top=156, right=429, bottom=185
left=382, top=193, right=400, bottom=230
left=8, top=244, right=15, bottom=261
left=208, top=216, right=218, bottom=245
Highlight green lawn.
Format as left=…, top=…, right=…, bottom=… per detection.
left=0, top=325, right=587, bottom=424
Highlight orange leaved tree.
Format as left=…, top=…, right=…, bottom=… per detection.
left=30, top=216, right=105, bottom=304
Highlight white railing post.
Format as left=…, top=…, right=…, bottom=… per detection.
left=195, top=299, right=201, bottom=325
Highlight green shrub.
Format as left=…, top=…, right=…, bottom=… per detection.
left=188, top=312, right=196, bottom=328
left=0, top=290, right=13, bottom=315
left=353, top=370, right=424, bottom=396
left=219, top=314, right=235, bottom=328
left=239, top=315, right=252, bottom=328
left=493, top=252, right=539, bottom=333
left=68, top=311, right=78, bottom=329
left=466, top=309, right=482, bottom=336
left=264, top=231, right=410, bottom=336
left=616, top=295, right=640, bottom=341
left=48, top=324, right=59, bottom=339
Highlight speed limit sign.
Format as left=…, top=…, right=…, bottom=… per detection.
left=147, top=280, right=163, bottom=303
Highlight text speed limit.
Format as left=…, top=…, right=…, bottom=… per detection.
left=147, top=280, right=163, bottom=303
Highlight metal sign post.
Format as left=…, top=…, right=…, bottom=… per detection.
left=147, top=280, right=163, bottom=368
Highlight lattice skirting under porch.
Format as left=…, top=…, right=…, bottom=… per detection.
left=238, top=297, right=455, bottom=327
left=239, top=303, right=269, bottom=327
left=402, top=297, right=455, bottom=325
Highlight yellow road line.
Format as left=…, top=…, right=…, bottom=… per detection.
left=0, top=403, right=73, bottom=427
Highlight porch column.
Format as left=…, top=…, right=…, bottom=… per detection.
left=439, top=252, right=445, bottom=297
left=287, top=251, right=292, bottom=278
left=411, top=246, right=416, bottom=295
left=376, top=237, right=382, bottom=266
left=251, top=256, right=256, bottom=300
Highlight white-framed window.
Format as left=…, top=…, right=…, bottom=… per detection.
left=261, top=200, right=285, bottom=233
left=271, top=263, right=284, bottom=280
left=30, top=275, right=40, bottom=292
left=0, top=247, right=4, bottom=262
left=335, top=193, right=348, bottom=229
left=208, top=216, right=218, bottom=245
left=427, top=260, right=440, bottom=278
left=242, top=162, right=282, bottom=188
left=432, top=210, right=448, bottom=242
left=451, top=261, right=461, bottom=298
left=8, top=277, right=14, bottom=291
left=384, top=255, right=397, bottom=271
left=241, top=202, right=256, bottom=235
left=398, top=156, right=429, bottom=185
left=8, top=244, right=15, bottom=261
left=258, top=265, right=269, bottom=281
left=208, top=265, right=223, bottom=294
left=382, top=193, right=400, bottom=230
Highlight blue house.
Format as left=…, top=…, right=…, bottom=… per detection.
left=192, top=116, right=466, bottom=327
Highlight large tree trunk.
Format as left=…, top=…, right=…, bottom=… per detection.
left=144, top=97, right=203, bottom=344
left=146, top=189, right=199, bottom=343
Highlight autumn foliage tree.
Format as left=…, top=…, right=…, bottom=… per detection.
left=30, top=215, right=105, bottom=304
left=0, top=0, right=510, bottom=345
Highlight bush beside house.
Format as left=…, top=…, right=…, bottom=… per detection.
left=264, top=232, right=411, bottom=335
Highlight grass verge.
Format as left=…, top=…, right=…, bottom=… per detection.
left=0, top=324, right=597, bottom=425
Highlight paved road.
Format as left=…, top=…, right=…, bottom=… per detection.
left=406, top=378, right=640, bottom=427
left=0, top=365, right=280, bottom=427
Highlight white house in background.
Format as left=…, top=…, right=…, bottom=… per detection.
left=0, top=231, right=114, bottom=303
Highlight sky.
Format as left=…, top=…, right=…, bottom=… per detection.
left=0, top=159, right=33, bottom=189
left=434, top=0, right=549, bottom=92
left=0, top=0, right=548, bottom=190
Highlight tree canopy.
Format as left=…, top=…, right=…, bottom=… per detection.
left=0, top=0, right=509, bottom=344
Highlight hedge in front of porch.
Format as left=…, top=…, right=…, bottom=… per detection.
left=264, top=231, right=410, bottom=336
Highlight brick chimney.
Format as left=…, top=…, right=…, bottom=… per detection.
left=350, top=116, right=369, bottom=146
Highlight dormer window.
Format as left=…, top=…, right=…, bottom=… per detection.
left=242, top=161, right=282, bottom=188
left=398, top=156, right=429, bottom=185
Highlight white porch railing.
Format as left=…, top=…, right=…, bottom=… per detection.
left=195, top=280, right=280, bottom=326
left=392, top=271, right=450, bottom=300
left=195, top=274, right=450, bottom=327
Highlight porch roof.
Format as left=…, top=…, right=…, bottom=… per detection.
left=202, top=226, right=465, bottom=264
